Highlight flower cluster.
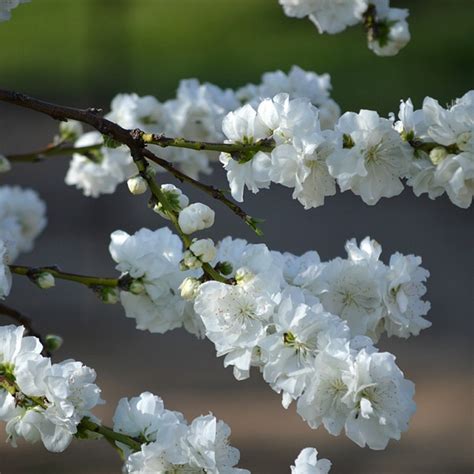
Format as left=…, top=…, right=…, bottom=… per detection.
left=236, top=65, right=340, bottom=130
left=0, top=325, right=103, bottom=452
left=0, top=186, right=47, bottom=261
left=0, top=0, right=29, bottom=22
left=109, top=225, right=427, bottom=449
left=221, top=91, right=473, bottom=208
left=278, top=0, right=410, bottom=56
left=396, top=91, right=474, bottom=208
left=63, top=66, right=340, bottom=196
left=3, top=324, right=302, bottom=473
left=114, top=392, right=249, bottom=473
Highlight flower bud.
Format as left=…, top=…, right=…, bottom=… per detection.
left=429, top=146, right=448, bottom=165
left=127, top=176, right=148, bottom=195
left=190, top=238, right=216, bottom=263
left=179, top=277, right=200, bottom=300
left=178, top=203, right=215, bottom=234
left=129, top=279, right=145, bottom=295
left=215, top=261, right=233, bottom=276
left=97, top=287, right=119, bottom=304
left=0, top=155, right=11, bottom=173
left=45, top=334, right=63, bottom=352
left=181, top=250, right=202, bottom=270
left=153, top=184, right=189, bottom=219
left=35, top=272, right=55, bottom=289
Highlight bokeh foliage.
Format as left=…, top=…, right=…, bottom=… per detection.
left=0, top=0, right=472, bottom=114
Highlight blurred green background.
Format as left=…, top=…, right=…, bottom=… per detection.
left=1, top=0, right=472, bottom=110
left=0, top=1, right=473, bottom=473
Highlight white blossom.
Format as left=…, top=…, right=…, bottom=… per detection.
left=291, top=447, right=332, bottom=474
left=109, top=228, right=188, bottom=334
left=237, top=66, right=340, bottom=129
left=65, top=131, right=135, bottom=198
left=343, top=349, right=416, bottom=450
left=0, top=186, right=47, bottom=261
left=383, top=253, right=431, bottom=338
left=220, top=104, right=273, bottom=202
left=328, top=110, right=410, bottom=205
left=367, top=1, right=410, bottom=57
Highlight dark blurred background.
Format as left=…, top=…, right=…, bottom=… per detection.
left=0, top=1, right=473, bottom=473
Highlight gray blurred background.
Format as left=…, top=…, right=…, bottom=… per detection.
left=0, top=1, right=473, bottom=473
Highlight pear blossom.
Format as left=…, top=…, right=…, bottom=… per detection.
left=343, top=349, right=416, bottom=449
left=109, top=227, right=188, bottom=334
left=383, top=253, right=431, bottom=338
left=65, top=131, right=135, bottom=197
left=0, top=186, right=47, bottom=261
left=367, top=1, right=410, bottom=57
left=220, top=103, right=273, bottom=202
left=237, top=65, right=340, bottom=129
left=194, top=274, right=277, bottom=380
left=162, top=79, right=239, bottom=179
left=327, top=110, right=411, bottom=205
left=279, top=0, right=368, bottom=34
left=291, top=447, right=332, bottom=474
left=106, top=93, right=164, bottom=131
left=260, top=287, right=350, bottom=406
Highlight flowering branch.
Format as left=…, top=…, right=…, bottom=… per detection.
left=77, top=418, right=142, bottom=453
left=141, top=133, right=275, bottom=155
left=7, top=143, right=101, bottom=163
left=9, top=264, right=119, bottom=288
left=129, top=150, right=229, bottom=283
left=0, top=89, right=260, bottom=233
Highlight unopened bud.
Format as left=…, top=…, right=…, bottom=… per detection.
left=127, top=176, right=148, bottom=195
left=181, top=250, right=202, bottom=270
left=129, top=279, right=145, bottom=295
left=179, top=277, right=200, bottom=300
left=35, top=272, right=55, bottom=289
left=215, top=261, right=233, bottom=276
left=97, top=287, right=119, bottom=304
left=429, top=146, right=448, bottom=165
left=190, top=238, right=216, bottom=263
left=45, top=334, right=63, bottom=352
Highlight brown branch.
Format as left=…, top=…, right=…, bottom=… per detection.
left=0, top=303, right=51, bottom=357
left=0, top=89, right=260, bottom=233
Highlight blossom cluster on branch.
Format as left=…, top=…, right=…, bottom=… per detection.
left=279, top=0, right=411, bottom=56
left=109, top=225, right=426, bottom=450
left=0, top=324, right=329, bottom=473
left=27, top=68, right=471, bottom=210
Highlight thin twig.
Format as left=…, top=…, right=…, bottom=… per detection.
left=0, top=88, right=260, bottom=232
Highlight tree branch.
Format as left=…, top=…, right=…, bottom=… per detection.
left=0, top=88, right=260, bottom=233
left=9, top=264, right=119, bottom=288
